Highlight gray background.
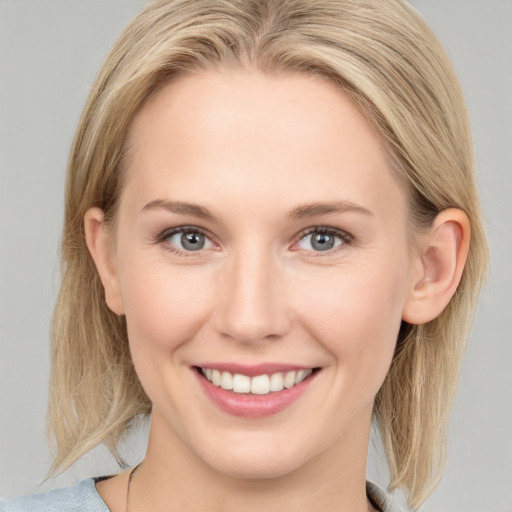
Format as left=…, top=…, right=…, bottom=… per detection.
left=0, top=1, right=511, bottom=510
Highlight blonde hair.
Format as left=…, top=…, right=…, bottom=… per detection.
left=49, top=0, right=488, bottom=508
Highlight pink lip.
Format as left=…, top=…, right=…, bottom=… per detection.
left=193, top=365, right=319, bottom=418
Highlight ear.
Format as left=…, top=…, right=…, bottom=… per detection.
left=84, top=207, right=125, bottom=315
left=402, top=208, right=470, bottom=325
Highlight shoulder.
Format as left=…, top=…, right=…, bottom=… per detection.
left=367, top=481, right=404, bottom=512
left=0, top=478, right=109, bottom=512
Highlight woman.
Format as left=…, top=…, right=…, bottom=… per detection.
left=1, top=0, right=488, bottom=511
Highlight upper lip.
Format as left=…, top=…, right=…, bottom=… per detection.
left=194, top=363, right=316, bottom=377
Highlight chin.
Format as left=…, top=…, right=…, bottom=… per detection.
left=195, top=433, right=313, bottom=481
left=208, top=455, right=302, bottom=481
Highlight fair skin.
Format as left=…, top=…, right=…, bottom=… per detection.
left=86, top=71, right=469, bottom=512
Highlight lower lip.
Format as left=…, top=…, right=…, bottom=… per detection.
left=195, top=369, right=318, bottom=418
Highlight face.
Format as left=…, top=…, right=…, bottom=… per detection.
left=95, top=71, right=422, bottom=479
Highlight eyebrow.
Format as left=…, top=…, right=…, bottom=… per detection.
left=141, top=199, right=372, bottom=219
left=141, top=199, right=214, bottom=219
left=289, top=201, right=373, bottom=219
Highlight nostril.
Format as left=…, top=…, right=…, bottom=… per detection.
left=213, top=303, right=291, bottom=343
left=213, top=260, right=290, bottom=342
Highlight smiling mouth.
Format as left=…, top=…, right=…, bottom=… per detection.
left=197, top=367, right=319, bottom=395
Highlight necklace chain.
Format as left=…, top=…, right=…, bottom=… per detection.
left=125, top=463, right=378, bottom=512
left=125, top=464, right=141, bottom=512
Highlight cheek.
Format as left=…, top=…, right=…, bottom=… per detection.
left=292, top=257, right=409, bottom=383
left=117, top=252, right=215, bottom=354
left=117, top=257, right=219, bottom=410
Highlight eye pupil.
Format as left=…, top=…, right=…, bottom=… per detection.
left=181, top=232, right=205, bottom=251
left=311, top=232, right=335, bottom=251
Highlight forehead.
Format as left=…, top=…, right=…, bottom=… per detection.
left=121, top=70, right=408, bottom=222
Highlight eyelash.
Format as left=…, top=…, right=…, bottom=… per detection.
left=294, top=226, right=352, bottom=256
left=155, top=225, right=353, bottom=257
left=155, top=226, right=215, bottom=257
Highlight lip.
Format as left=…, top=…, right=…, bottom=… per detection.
left=193, top=364, right=319, bottom=418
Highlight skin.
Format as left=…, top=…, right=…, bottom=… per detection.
left=87, top=71, right=470, bottom=512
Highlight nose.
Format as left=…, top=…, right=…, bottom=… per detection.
left=213, top=247, right=291, bottom=344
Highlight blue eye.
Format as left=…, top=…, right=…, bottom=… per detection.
left=297, top=229, right=347, bottom=252
left=164, top=228, right=214, bottom=252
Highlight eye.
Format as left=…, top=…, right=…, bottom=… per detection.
left=296, top=228, right=349, bottom=252
left=160, top=227, right=215, bottom=253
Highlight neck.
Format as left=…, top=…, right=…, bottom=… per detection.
left=129, top=410, right=374, bottom=512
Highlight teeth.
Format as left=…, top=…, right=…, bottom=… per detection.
left=232, top=373, right=251, bottom=393
left=212, top=370, right=221, bottom=386
left=295, top=369, right=310, bottom=384
left=270, top=372, right=284, bottom=392
left=251, top=375, right=270, bottom=395
left=220, top=371, right=233, bottom=390
left=201, top=368, right=313, bottom=395
left=283, top=371, right=296, bottom=389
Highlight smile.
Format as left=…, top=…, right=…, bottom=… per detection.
left=200, top=367, right=313, bottom=395
left=194, top=365, right=320, bottom=418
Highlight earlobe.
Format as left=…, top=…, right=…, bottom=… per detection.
left=84, top=207, right=125, bottom=315
left=402, top=208, right=470, bottom=325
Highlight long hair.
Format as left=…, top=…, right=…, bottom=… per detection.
left=48, top=1, right=488, bottom=508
